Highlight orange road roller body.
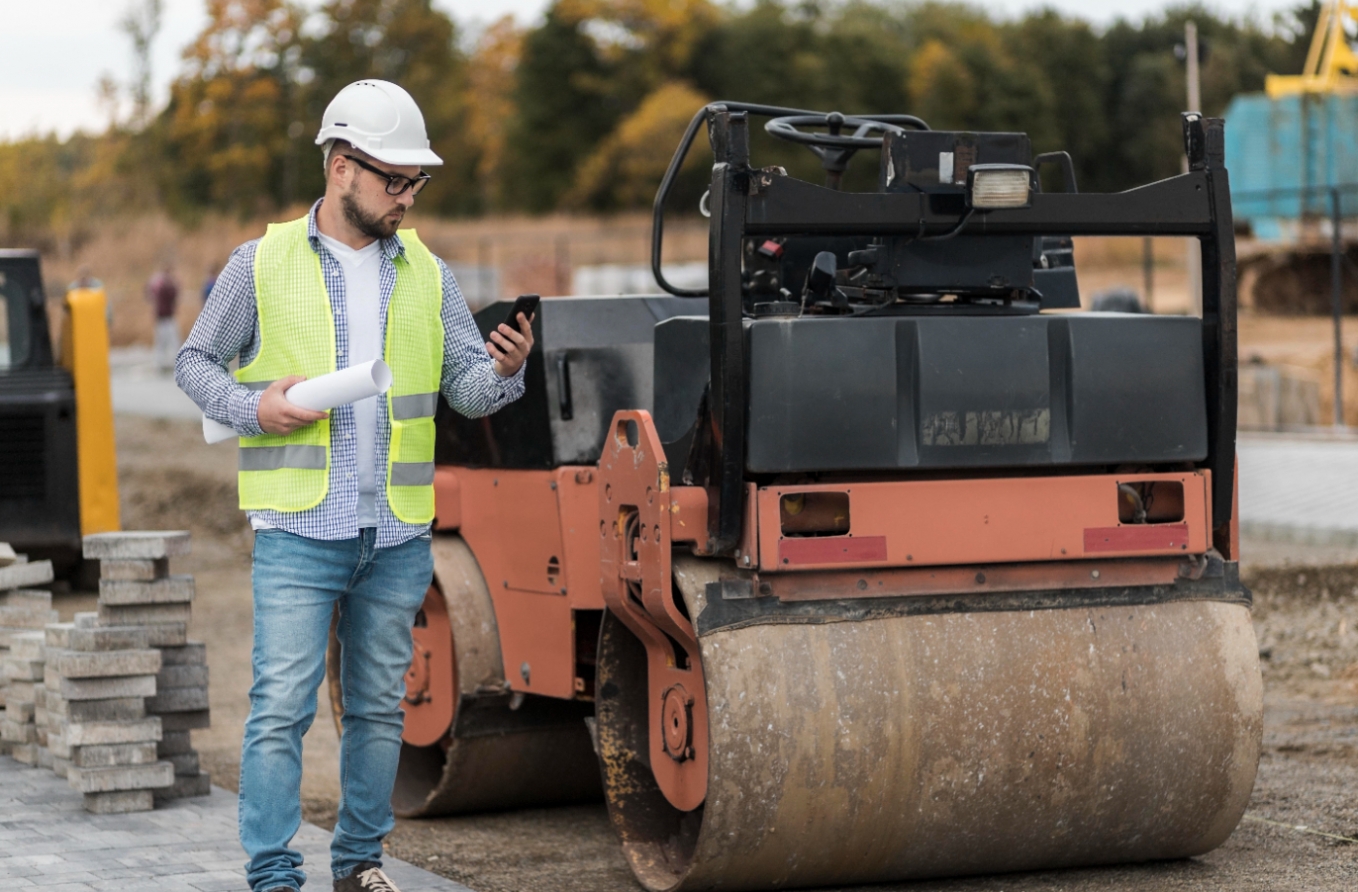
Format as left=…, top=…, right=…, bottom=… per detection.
left=327, top=103, right=1261, bottom=891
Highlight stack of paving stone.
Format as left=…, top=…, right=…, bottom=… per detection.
left=2, top=631, right=46, bottom=764
left=30, top=635, right=50, bottom=769
left=151, top=640, right=211, bottom=800
left=0, top=548, right=58, bottom=761
left=44, top=614, right=174, bottom=813
left=85, top=532, right=194, bottom=648
left=82, top=531, right=211, bottom=803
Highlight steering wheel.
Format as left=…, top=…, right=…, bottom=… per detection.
left=765, top=112, right=925, bottom=148
left=765, top=112, right=928, bottom=188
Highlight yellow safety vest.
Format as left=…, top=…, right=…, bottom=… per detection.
left=236, top=215, right=444, bottom=524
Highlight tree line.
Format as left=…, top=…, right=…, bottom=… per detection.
left=0, top=0, right=1325, bottom=246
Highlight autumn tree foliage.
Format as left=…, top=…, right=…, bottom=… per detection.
left=0, top=0, right=1325, bottom=241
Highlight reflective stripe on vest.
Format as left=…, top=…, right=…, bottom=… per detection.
left=235, top=216, right=444, bottom=521
left=390, top=461, right=436, bottom=486
left=391, top=392, right=438, bottom=420
left=239, top=445, right=327, bottom=472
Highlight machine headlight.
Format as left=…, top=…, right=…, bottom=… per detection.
left=966, top=164, right=1033, bottom=209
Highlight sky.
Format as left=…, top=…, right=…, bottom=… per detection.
left=0, top=0, right=1309, bottom=142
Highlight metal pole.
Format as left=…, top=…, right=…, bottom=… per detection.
left=1142, top=237, right=1154, bottom=311
left=1185, top=21, right=1203, bottom=317
left=554, top=234, right=571, bottom=296
left=1333, top=186, right=1344, bottom=428
left=1185, top=21, right=1201, bottom=115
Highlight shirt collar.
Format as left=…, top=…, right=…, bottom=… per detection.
left=307, top=198, right=405, bottom=261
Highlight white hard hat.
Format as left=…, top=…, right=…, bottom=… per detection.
left=315, top=80, right=443, bottom=167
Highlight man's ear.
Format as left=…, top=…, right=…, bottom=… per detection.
left=324, top=140, right=352, bottom=184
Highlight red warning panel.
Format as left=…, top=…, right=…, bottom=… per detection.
left=779, top=536, right=889, bottom=566
left=1084, top=524, right=1190, bottom=553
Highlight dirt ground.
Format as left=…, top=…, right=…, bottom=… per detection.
left=99, top=414, right=1358, bottom=892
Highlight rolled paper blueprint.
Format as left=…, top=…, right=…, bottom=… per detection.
left=202, top=359, right=394, bottom=444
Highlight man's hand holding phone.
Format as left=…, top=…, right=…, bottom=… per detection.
left=489, top=294, right=538, bottom=377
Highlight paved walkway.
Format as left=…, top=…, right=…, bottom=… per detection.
left=1238, top=433, right=1358, bottom=546
left=0, top=757, right=471, bottom=892
left=111, top=348, right=202, bottom=421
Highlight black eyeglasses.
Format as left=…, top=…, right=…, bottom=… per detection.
left=342, top=154, right=432, bottom=196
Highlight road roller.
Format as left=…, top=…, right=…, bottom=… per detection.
left=328, top=103, right=1262, bottom=890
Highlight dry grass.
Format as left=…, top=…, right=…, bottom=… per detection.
left=1239, top=315, right=1358, bottom=425
left=36, top=208, right=710, bottom=348
left=43, top=213, right=266, bottom=348
left=23, top=210, right=1299, bottom=360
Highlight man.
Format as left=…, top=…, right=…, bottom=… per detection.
left=147, top=262, right=180, bottom=370
left=176, top=80, right=534, bottom=892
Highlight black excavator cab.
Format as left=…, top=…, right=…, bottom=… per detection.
left=0, top=251, right=81, bottom=558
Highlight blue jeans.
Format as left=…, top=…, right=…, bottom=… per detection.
left=240, top=528, right=433, bottom=891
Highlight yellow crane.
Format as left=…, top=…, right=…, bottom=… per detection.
left=1267, top=0, right=1358, bottom=97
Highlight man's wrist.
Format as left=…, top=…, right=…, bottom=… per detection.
left=495, top=358, right=527, bottom=380
left=232, top=388, right=266, bottom=438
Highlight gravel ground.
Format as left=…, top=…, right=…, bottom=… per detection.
left=106, top=415, right=1358, bottom=891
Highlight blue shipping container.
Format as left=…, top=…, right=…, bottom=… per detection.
left=1222, top=92, right=1358, bottom=240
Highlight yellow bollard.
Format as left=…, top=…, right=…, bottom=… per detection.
left=61, top=288, right=120, bottom=535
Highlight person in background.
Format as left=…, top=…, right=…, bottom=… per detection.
left=203, top=262, right=219, bottom=304
left=67, top=265, right=111, bottom=328
left=67, top=265, right=103, bottom=293
left=147, top=263, right=180, bottom=371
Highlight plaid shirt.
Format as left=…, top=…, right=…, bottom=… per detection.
left=175, top=200, right=525, bottom=547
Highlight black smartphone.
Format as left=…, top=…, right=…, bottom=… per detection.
left=505, top=293, right=540, bottom=330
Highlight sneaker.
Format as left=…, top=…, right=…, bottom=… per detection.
left=334, top=862, right=401, bottom=892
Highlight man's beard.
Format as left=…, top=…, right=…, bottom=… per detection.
left=342, top=186, right=402, bottom=240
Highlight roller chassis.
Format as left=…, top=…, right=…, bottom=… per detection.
left=323, top=104, right=1260, bottom=892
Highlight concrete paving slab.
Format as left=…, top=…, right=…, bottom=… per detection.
left=0, top=755, right=472, bottom=892
left=1238, top=433, right=1358, bottom=546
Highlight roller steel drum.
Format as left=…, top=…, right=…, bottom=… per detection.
left=327, top=535, right=601, bottom=816
left=596, top=556, right=1263, bottom=891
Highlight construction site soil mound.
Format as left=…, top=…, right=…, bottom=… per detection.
left=1240, top=248, right=1358, bottom=316
left=109, top=416, right=1358, bottom=891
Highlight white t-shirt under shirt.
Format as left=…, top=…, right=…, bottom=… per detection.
left=252, top=233, right=383, bottom=531
left=319, top=232, right=384, bottom=528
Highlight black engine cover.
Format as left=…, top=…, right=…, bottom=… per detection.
left=654, top=313, right=1207, bottom=474
left=441, top=298, right=1207, bottom=476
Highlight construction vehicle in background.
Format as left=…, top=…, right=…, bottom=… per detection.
left=328, top=103, right=1259, bottom=890
left=1226, top=0, right=1358, bottom=312
left=0, top=251, right=119, bottom=578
